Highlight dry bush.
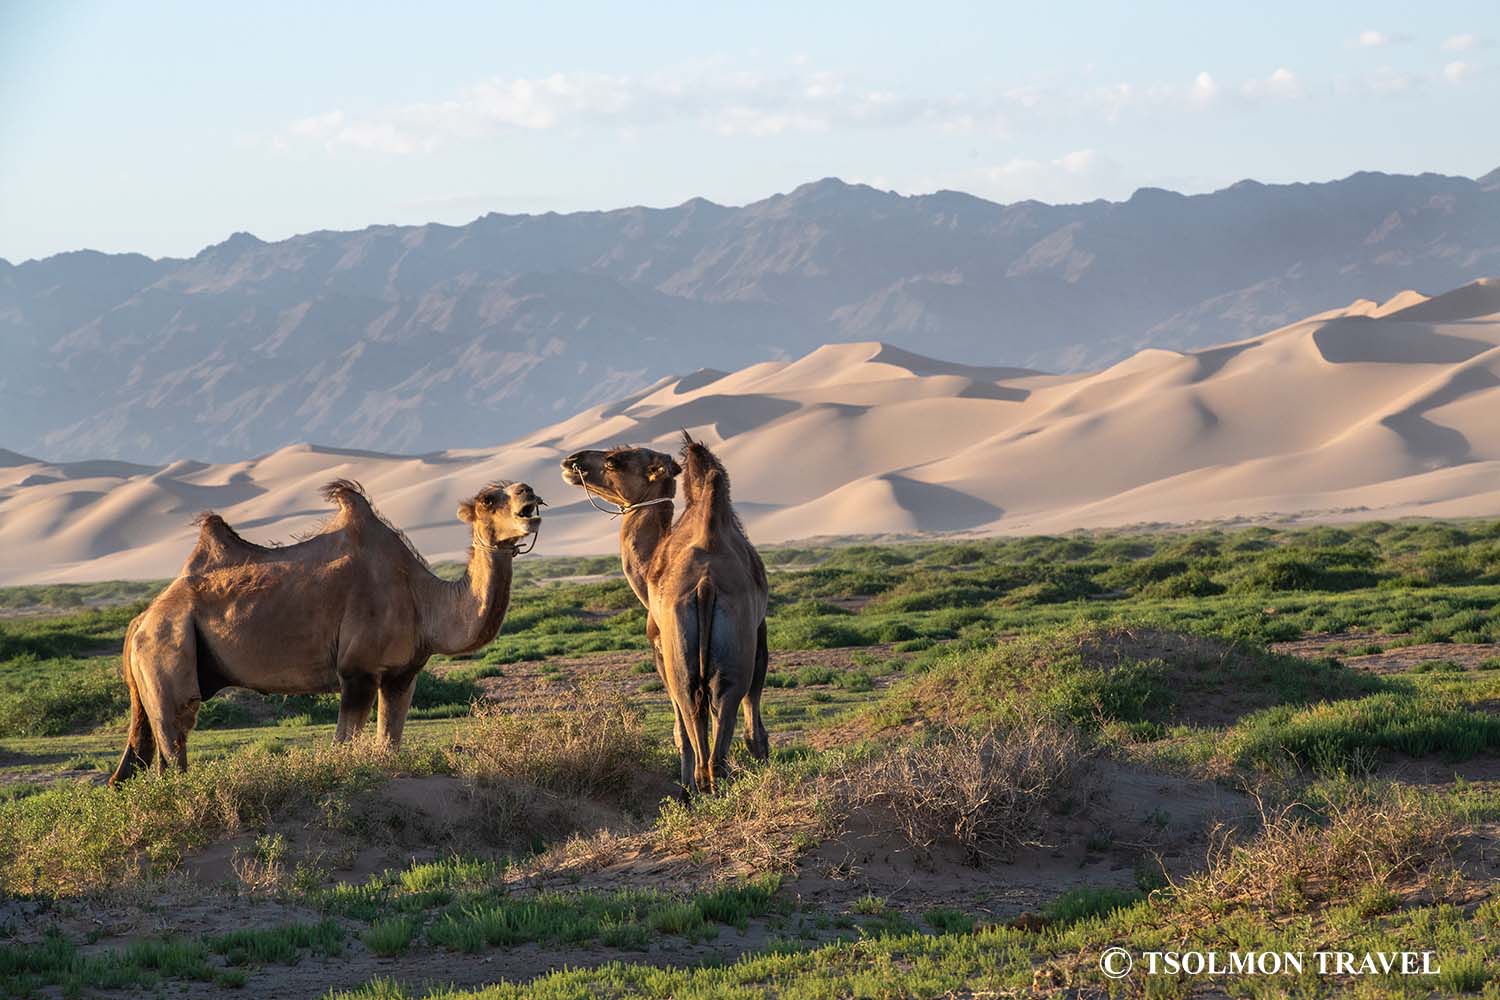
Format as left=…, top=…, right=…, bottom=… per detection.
left=1176, top=785, right=1462, bottom=915
left=651, top=761, right=840, bottom=876
left=838, top=720, right=1087, bottom=865
left=524, top=826, right=635, bottom=878
left=446, top=681, right=658, bottom=803
left=515, top=761, right=840, bottom=883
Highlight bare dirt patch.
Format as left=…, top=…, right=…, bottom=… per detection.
left=469, top=643, right=904, bottom=714
left=1272, top=634, right=1500, bottom=674
left=1374, top=752, right=1500, bottom=785
left=470, top=652, right=656, bottom=712
left=1270, top=631, right=1405, bottom=660
left=1345, top=642, right=1500, bottom=674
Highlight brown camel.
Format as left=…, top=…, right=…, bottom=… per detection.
left=560, top=446, right=680, bottom=697
left=109, top=480, right=543, bottom=786
left=560, top=446, right=680, bottom=612
left=560, top=440, right=770, bottom=793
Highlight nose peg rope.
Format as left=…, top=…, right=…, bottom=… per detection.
left=473, top=497, right=545, bottom=555
left=569, top=463, right=673, bottom=519
left=515, top=518, right=540, bottom=555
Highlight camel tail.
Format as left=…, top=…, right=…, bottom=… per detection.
left=696, top=578, right=716, bottom=697
left=109, top=616, right=153, bottom=786
left=689, top=578, right=715, bottom=780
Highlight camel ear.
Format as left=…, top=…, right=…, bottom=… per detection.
left=457, top=501, right=476, bottom=523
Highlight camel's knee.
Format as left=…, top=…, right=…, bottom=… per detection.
left=175, top=697, right=201, bottom=734
left=155, top=701, right=197, bottom=770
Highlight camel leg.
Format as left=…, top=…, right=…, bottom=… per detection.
left=169, top=698, right=201, bottom=769
left=132, top=612, right=200, bottom=772
left=647, top=616, right=667, bottom=683
left=111, top=724, right=154, bottom=785
left=672, top=704, right=698, bottom=797
left=741, top=620, right=771, bottom=762
left=376, top=672, right=419, bottom=749
left=335, top=673, right=377, bottom=741
left=691, top=703, right=712, bottom=794
left=110, top=619, right=155, bottom=786
left=708, top=687, right=746, bottom=795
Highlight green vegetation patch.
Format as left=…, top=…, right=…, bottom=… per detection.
left=857, top=623, right=1379, bottom=740
left=0, top=919, right=342, bottom=996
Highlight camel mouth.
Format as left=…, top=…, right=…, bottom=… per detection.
left=560, top=464, right=585, bottom=487
left=524, top=516, right=542, bottom=532
left=518, top=502, right=540, bottom=519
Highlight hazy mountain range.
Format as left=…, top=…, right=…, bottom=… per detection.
left=4, top=167, right=1499, bottom=463
left=4, top=278, right=1499, bottom=584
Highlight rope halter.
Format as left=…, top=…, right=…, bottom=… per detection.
left=473, top=499, right=545, bottom=555
left=568, top=461, right=673, bottom=519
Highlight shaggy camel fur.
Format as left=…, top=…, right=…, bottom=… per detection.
left=109, top=480, right=543, bottom=785
left=561, top=440, right=769, bottom=793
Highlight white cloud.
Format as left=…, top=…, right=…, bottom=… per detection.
left=1056, top=149, right=1098, bottom=175
left=1241, top=67, right=1302, bottom=100
left=1442, top=34, right=1476, bottom=52
left=1353, top=29, right=1410, bottom=48
left=978, top=148, right=1114, bottom=203
left=260, top=60, right=1329, bottom=158
left=1365, top=67, right=1420, bottom=94
left=288, top=110, right=345, bottom=137
left=268, top=65, right=1001, bottom=154
left=1003, top=84, right=1044, bottom=110
left=1189, top=71, right=1219, bottom=107
left=1089, top=82, right=1139, bottom=121
left=1444, top=60, right=1474, bottom=84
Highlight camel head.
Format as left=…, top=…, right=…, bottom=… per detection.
left=560, top=446, right=681, bottom=510
left=458, top=482, right=544, bottom=550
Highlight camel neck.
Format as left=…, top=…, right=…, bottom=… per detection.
left=419, top=541, right=515, bottom=655
left=618, top=503, right=672, bottom=606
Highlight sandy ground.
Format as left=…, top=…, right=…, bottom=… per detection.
left=4, top=279, right=1500, bottom=584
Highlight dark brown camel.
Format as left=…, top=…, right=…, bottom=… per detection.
left=110, top=480, right=543, bottom=785
left=560, top=439, right=770, bottom=793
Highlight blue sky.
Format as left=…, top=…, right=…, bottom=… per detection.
left=1, top=0, right=1496, bottom=262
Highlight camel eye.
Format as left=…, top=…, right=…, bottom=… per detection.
left=603, top=458, right=618, bottom=471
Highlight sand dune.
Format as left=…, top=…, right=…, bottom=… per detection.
left=4, top=279, right=1500, bottom=584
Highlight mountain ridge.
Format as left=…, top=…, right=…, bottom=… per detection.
left=5, top=168, right=1499, bottom=463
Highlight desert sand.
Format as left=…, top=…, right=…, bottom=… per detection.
left=3, top=278, right=1499, bottom=585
